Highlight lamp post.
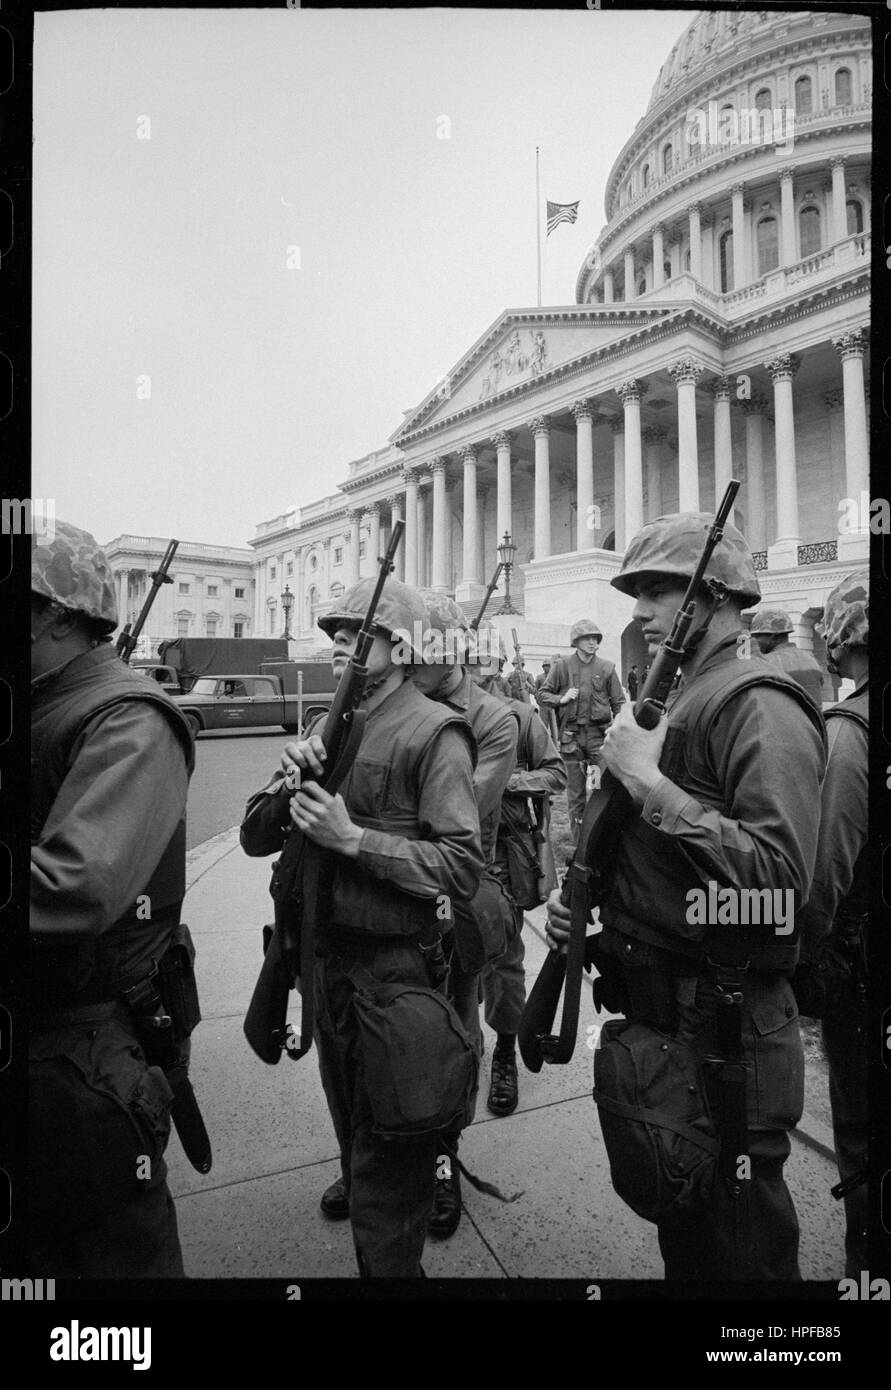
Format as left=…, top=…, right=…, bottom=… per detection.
left=281, top=583, right=294, bottom=641
left=496, top=532, right=519, bottom=615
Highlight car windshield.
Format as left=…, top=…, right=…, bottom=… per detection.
left=191, top=679, right=218, bottom=694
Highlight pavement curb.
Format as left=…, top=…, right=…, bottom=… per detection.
left=186, top=824, right=242, bottom=890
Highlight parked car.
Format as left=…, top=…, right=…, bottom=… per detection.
left=172, top=670, right=334, bottom=738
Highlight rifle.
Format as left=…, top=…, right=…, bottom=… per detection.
left=116, top=539, right=179, bottom=664
left=518, top=480, right=741, bottom=1071
left=469, top=561, right=505, bottom=631
left=243, top=520, right=405, bottom=1064
left=510, top=628, right=532, bottom=704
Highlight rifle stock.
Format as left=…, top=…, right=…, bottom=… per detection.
left=243, top=522, right=404, bottom=1064
left=518, top=481, right=740, bottom=1071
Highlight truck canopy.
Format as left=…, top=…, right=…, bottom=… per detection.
left=158, top=637, right=289, bottom=690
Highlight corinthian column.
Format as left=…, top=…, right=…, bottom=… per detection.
left=687, top=203, right=702, bottom=281
left=346, top=509, right=361, bottom=586
left=493, top=431, right=513, bottom=544
left=668, top=357, right=703, bottom=510
left=710, top=376, right=733, bottom=501
left=403, top=468, right=419, bottom=587
left=617, top=380, right=644, bottom=539
left=830, top=156, right=847, bottom=243
left=428, top=457, right=448, bottom=591
left=642, top=425, right=666, bottom=521
left=364, top=502, right=381, bottom=571
left=623, top=246, right=636, bottom=300
left=740, top=397, right=768, bottom=553
left=731, top=184, right=746, bottom=289
left=652, top=225, right=665, bottom=290
left=832, top=329, right=869, bottom=505
left=530, top=416, right=551, bottom=560
left=572, top=400, right=595, bottom=551
left=387, top=493, right=404, bottom=580
left=611, top=418, right=626, bottom=553
left=460, top=446, right=481, bottom=586
left=416, top=478, right=428, bottom=588
left=779, top=167, right=796, bottom=266
left=764, top=353, right=801, bottom=566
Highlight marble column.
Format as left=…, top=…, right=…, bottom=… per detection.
left=611, top=418, right=626, bottom=553
left=493, top=431, right=513, bottom=544
left=364, top=502, right=381, bottom=571
left=461, top=446, right=481, bottom=586
left=603, top=268, right=615, bottom=303
left=687, top=203, right=702, bottom=281
left=741, top=397, right=768, bottom=553
left=476, top=486, right=488, bottom=583
left=780, top=167, right=796, bottom=266
left=833, top=328, right=869, bottom=518
left=572, top=400, right=595, bottom=551
left=430, top=457, right=448, bottom=591
left=387, top=493, right=404, bottom=580
left=830, top=156, right=847, bottom=243
left=668, top=357, right=703, bottom=510
left=624, top=245, right=635, bottom=300
left=530, top=416, right=551, bottom=560
left=764, top=353, right=801, bottom=565
left=445, top=480, right=457, bottom=590
left=652, top=225, right=665, bottom=290
left=416, top=479, right=428, bottom=588
left=403, top=468, right=419, bottom=587
left=617, top=380, right=645, bottom=539
left=346, top=509, right=360, bottom=586
left=711, top=376, right=733, bottom=501
left=642, top=425, right=666, bottom=521
left=731, top=183, right=746, bottom=289
left=700, top=215, right=714, bottom=290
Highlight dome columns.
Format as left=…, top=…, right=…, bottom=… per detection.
left=779, top=167, right=797, bottom=267
left=651, top=225, right=665, bottom=290
left=623, top=246, right=636, bottom=301
left=602, top=267, right=615, bottom=303
left=668, top=358, right=704, bottom=510
left=830, top=157, right=848, bottom=243
left=687, top=204, right=702, bottom=282
left=730, top=185, right=746, bottom=290
left=833, top=329, right=869, bottom=513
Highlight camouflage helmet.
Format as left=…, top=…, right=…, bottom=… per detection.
left=31, top=520, right=119, bottom=631
left=816, top=569, right=868, bottom=661
left=749, top=608, right=794, bottom=635
left=416, top=588, right=473, bottom=666
left=469, top=614, right=506, bottom=668
left=569, top=618, right=602, bottom=645
left=317, top=575, right=429, bottom=660
left=612, top=513, right=761, bottom=606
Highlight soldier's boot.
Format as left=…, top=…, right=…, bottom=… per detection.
left=487, top=1038, right=519, bottom=1116
left=427, top=1147, right=462, bottom=1240
left=320, top=1176, right=350, bottom=1221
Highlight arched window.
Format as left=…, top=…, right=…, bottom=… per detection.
left=663, top=260, right=672, bottom=281
left=794, top=75, right=812, bottom=115
left=754, top=87, right=772, bottom=111
left=637, top=276, right=647, bottom=296
left=719, top=229, right=734, bottom=292
left=718, top=104, right=736, bottom=142
left=846, top=199, right=864, bottom=235
left=799, top=205, right=821, bottom=258
left=662, top=143, right=673, bottom=175
left=835, top=67, right=852, bottom=106
left=757, top=216, right=779, bottom=276
left=307, top=585, right=320, bottom=626
left=642, top=164, right=650, bottom=188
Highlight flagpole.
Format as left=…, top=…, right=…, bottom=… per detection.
left=535, top=145, right=542, bottom=308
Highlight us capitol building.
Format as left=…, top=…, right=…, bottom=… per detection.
left=108, top=9, right=871, bottom=690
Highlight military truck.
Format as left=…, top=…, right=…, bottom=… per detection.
left=157, top=637, right=290, bottom=693
left=173, top=661, right=336, bottom=739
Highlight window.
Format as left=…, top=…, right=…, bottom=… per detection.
left=286, top=561, right=294, bottom=576
left=270, top=565, right=277, bottom=581
left=234, top=621, right=244, bottom=638
left=178, top=582, right=190, bottom=595
left=846, top=199, right=863, bottom=235
left=269, top=604, right=277, bottom=633
left=754, top=88, right=772, bottom=112
left=359, top=540, right=366, bottom=558
left=799, top=205, right=821, bottom=258
left=207, top=584, right=218, bottom=597
left=756, top=216, right=779, bottom=276
left=310, top=554, right=318, bottom=570
left=662, top=143, right=673, bottom=175
left=234, top=586, right=245, bottom=599
left=835, top=68, right=852, bottom=106
left=334, top=546, right=343, bottom=565
left=177, top=617, right=189, bottom=637
left=642, top=164, right=650, bottom=188
left=794, top=75, right=812, bottom=115
left=719, top=229, right=734, bottom=292
left=206, top=617, right=218, bottom=637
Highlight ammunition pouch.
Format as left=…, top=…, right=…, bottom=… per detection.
left=451, top=868, right=517, bottom=973
left=592, top=1018, right=719, bottom=1224
left=590, top=931, right=680, bottom=1032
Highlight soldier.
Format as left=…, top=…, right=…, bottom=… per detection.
left=409, top=594, right=518, bottom=1238
left=534, top=657, right=554, bottom=696
left=797, top=571, right=869, bottom=1275
left=29, top=522, right=195, bottom=1276
left=240, top=577, right=483, bottom=1277
left=749, top=608, right=824, bottom=708
left=626, top=664, right=640, bottom=701
left=537, top=619, right=624, bottom=843
left=469, top=629, right=566, bottom=1116
left=545, top=513, right=826, bottom=1280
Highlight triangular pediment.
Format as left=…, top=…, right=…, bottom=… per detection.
left=393, top=304, right=675, bottom=443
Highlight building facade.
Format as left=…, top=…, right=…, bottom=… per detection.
left=253, top=9, right=871, bottom=686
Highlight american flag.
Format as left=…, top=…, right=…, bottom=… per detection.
left=546, top=199, right=580, bottom=235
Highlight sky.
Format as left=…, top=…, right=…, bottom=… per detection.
left=32, top=5, right=694, bottom=550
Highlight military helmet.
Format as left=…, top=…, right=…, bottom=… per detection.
left=816, top=569, right=869, bottom=659
left=416, top=588, right=474, bottom=665
left=471, top=615, right=507, bottom=667
left=569, top=618, right=602, bottom=645
left=317, top=575, right=428, bottom=660
left=31, top=520, right=119, bottom=631
left=612, top=513, right=761, bottom=606
left=750, top=608, right=794, bottom=635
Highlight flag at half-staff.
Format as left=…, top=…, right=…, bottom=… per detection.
left=546, top=199, right=580, bottom=235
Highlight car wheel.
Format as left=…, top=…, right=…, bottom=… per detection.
left=184, top=713, right=201, bottom=739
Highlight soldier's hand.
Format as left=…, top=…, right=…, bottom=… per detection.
left=600, top=704, right=668, bottom=805
left=545, top=888, right=570, bottom=955
left=280, top=735, right=327, bottom=787
left=560, top=687, right=579, bottom=704
left=290, top=782, right=363, bottom=856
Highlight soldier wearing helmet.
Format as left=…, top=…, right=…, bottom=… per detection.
left=537, top=618, right=624, bottom=843
left=749, top=607, right=824, bottom=708
left=30, top=521, right=195, bottom=1277
left=798, top=569, right=869, bottom=1274
left=546, top=511, right=827, bottom=1282
left=409, top=601, right=518, bottom=1239
left=240, top=574, right=483, bottom=1276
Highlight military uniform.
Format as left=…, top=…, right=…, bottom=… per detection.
left=538, top=636, right=624, bottom=838
left=750, top=608, right=825, bottom=708
left=29, top=524, right=194, bottom=1278
left=241, top=579, right=483, bottom=1277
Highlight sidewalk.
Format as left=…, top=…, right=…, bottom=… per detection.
left=167, top=829, right=846, bottom=1282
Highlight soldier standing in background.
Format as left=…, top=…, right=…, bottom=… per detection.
left=797, top=571, right=869, bottom=1275
left=750, top=608, right=825, bottom=707
left=29, top=522, right=195, bottom=1276
left=537, top=619, right=624, bottom=844
left=626, top=664, right=640, bottom=701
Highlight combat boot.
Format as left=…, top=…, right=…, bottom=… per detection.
left=427, top=1156, right=462, bottom=1239
left=487, top=1042, right=519, bottom=1116
left=320, top=1176, right=350, bottom=1221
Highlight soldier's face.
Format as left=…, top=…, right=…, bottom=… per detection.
left=574, top=636, right=599, bottom=656
left=331, top=625, right=393, bottom=680
left=632, top=578, right=707, bottom=654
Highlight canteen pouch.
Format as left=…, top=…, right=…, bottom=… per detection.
left=451, top=868, right=516, bottom=973
left=348, top=966, right=478, bottom=1141
left=592, top=1018, right=719, bottom=1224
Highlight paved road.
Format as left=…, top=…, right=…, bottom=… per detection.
left=186, top=728, right=290, bottom=849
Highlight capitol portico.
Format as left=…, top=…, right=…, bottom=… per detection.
left=242, top=11, right=871, bottom=695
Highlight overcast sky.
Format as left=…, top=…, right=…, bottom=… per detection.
left=32, top=6, right=693, bottom=550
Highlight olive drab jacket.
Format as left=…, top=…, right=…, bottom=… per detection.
left=537, top=651, right=624, bottom=734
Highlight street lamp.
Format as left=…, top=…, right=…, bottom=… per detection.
left=281, top=583, right=294, bottom=641
left=496, top=532, right=519, bottom=615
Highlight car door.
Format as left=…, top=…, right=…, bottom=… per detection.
left=246, top=677, right=282, bottom=727
left=218, top=678, right=251, bottom=726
